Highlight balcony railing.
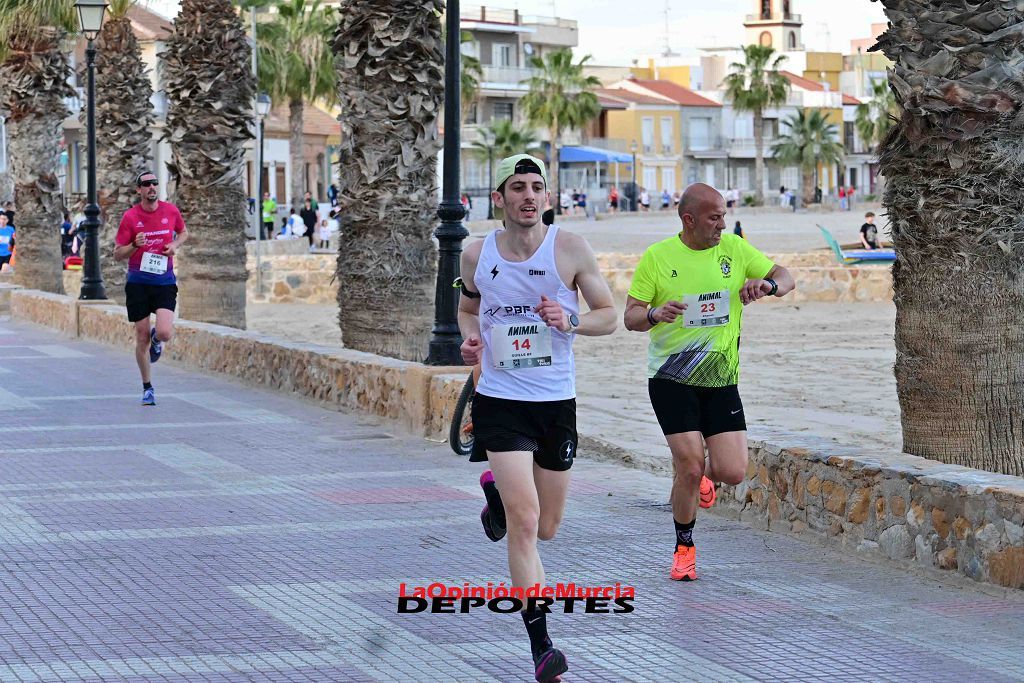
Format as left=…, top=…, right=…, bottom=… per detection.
left=520, top=15, right=577, bottom=29
left=481, top=65, right=537, bottom=86
left=687, top=136, right=727, bottom=152
left=461, top=6, right=519, bottom=24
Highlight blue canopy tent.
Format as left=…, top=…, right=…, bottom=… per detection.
left=558, top=146, right=634, bottom=209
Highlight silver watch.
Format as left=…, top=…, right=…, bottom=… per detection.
left=567, top=313, right=580, bottom=333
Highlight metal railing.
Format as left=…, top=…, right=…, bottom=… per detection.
left=461, top=6, right=519, bottom=24
left=520, top=15, right=577, bottom=29
left=481, top=65, right=537, bottom=86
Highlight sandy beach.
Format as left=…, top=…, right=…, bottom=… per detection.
left=247, top=300, right=901, bottom=458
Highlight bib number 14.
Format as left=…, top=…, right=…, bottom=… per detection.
left=492, top=323, right=553, bottom=370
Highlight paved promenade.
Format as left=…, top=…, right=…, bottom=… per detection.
left=2, top=316, right=1023, bottom=682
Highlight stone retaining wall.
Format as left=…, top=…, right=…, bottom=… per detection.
left=9, top=286, right=1021, bottom=591
left=719, top=442, right=1024, bottom=590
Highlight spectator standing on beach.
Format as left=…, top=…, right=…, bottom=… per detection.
left=733, top=220, right=744, bottom=239
left=838, top=186, right=848, bottom=211
left=661, top=189, right=671, bottom=210
left=859, top=212, right=879, bottom=250
left=640, top=188, right=651, bottom=212
left=609, top=186, right=619, bottom=213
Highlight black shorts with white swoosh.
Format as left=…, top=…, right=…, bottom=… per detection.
left=647, top=379, right=746, bottom=437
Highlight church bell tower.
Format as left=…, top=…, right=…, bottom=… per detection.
left=744, top=0, right=803, bottom=51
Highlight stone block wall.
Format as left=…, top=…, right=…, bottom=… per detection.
left=247, top=254, right=336, bottom=304
left=719, top=442, right=1024, bottom=589
left=10, top=289, right=78, bottom=337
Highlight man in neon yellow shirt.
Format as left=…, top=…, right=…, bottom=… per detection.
left=625, top=183, right=795, bottom=582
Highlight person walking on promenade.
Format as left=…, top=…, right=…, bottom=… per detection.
left=458, top=153, right=617, bottom=682
left=624, top=183, right=795, bottom=581
left=260, top=191, right=276, bottom=240
left=299, top=198, right=318, bottom=251
left=113, top=171, right=188, bottom=406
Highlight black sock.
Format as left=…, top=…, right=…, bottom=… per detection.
left=674, top=518, right=695, bottom=549
left=143, top=382, right=153, bottom=391
left=482, top=479, right=506, bottom=527
left=522, top=610, right=552, bottom=657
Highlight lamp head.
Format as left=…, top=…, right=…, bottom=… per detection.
left=76, top=0, right=108, bottom=41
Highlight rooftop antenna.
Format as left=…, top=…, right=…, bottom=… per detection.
left=662, top=0, right=679, bottom=57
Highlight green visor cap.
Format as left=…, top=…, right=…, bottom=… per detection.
left=494, top=153, right=549, bottom=191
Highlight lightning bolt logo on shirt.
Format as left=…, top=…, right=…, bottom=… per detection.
left=490, top=265, right=499, bottom=279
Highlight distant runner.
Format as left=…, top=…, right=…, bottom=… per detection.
left=624, top=183, right=795, bottom=581
left=458, top=154, right=616, bottom=682
left=113, top=171, right=188, bottom=406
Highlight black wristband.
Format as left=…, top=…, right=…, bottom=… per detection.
left=765, top=277, right=778, bottom=296
left=646, top=307, right=658, bottom=326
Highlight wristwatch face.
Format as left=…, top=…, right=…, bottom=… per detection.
left=569, top=313, right=580, bottom=328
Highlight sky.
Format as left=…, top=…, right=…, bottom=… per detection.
left=141, top=0, right=888, bottom=66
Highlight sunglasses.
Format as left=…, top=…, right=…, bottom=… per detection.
left=138, top=180, right=159, bottom=188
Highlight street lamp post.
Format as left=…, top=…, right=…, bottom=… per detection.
left=253, top=93, right=271, bottom=295
left=426, top=0, right=468, bottom=366
left=486, top=147, right=494, bottom=220
left=76, top=0, right=108, bottom=301
left=629, top=139, right=638, bottom=213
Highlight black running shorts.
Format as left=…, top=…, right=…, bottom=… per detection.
left=125, top=283, right=177, bottom=323
left=648, top=379, right=746, bottom=437
left=470, top=393, right=578, bottom=472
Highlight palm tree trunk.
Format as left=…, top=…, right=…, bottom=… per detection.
left=800, top=167, right=813, bottom=207
left=549, top=124, right=560, bottom=213
left=876, top=0, right=1024, bottom=476
left=289, top=98, right=304, bottom=210
left=163, top=0, right=254, bottom=329
left=94, top=16, right=155, bottom=303
left=0, top=28, right=72, bottom=294
left=333, top=0, right=443, bottom=361
left=753, top=109, right=765, bottom=206
left=175, top=184, right=249, bottom=329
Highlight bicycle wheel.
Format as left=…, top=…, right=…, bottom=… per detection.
left=449, top=373, right=475, bottom=456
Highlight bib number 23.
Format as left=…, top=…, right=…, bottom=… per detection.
left=683, top=290, right=730, bottom=327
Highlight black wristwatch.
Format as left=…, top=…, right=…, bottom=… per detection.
left=765, top=277, right=778, bottom=296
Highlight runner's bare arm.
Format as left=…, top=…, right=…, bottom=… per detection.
left=624, top=295, right=686, bottom=332
left=740, top=263, right=796, bottom=304
left=565, top=232, right=616, bottom=336
left=164, top=226, right=189, bottom=256
left=766, top=264, right=795, bottom=296
left=458, top=240, right=483, bottom=365
left=113, top=231, right=145, bottom=261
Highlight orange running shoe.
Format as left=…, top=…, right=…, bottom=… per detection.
left=699, top=476, right=716, bottom=509
left=670, top=545, right=697, bottom=581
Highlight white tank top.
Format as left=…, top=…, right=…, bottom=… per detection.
left=474, top=225, right=579, bottom=402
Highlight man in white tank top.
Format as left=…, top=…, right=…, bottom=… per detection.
left=457, top=154, right=616, bottom=683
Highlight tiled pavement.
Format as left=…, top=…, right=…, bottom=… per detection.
left=1, top=317, right=1024, bottom=683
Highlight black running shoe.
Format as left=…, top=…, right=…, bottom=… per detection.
left=533, top=647, right=568, bottom=682
left=479, top=470, right=506, bottom=542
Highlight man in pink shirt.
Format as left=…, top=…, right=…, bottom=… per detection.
left=113, top=171, right=189, bottom=406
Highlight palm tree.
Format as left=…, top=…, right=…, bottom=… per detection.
left=90, top=0, right=154, bottom=302
left=520, top=48, right=600, bottom=212
left=0, top=0, right=77, bottom=294
left=855, top=78, right=898, bottom=154
left=471, top=119, right=540, bottom=218
left=874, top=0, right=1023, bottom=476
left=771, top=110, right=844, bottom=207
left=460, top=30, right=482, bottom=119
left=722, top=44, right=791, bottom=206
left=162, top=0, right=254, bottom=329
left=257, top=0, right=336, bottom=210
left=332, top=0, right=443, bottom=361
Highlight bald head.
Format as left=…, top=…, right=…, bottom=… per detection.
left=677, top=183, right=723, bottom=224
